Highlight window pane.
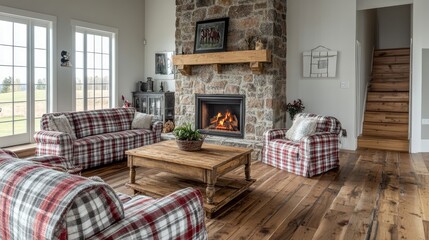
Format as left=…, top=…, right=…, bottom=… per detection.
left=34, top=118, right=41, bottom=132
left=87, top=98, right=95, bottom=110
left=0, top=69, right=13, bottom=99
left=34, top=26, right=47, bottom=49
left=95, top=85, right=102, bottom=97
left=0, top=122, right=13, bottom=137
left=94, top=35, right=102, bottom=53
left=95, top=97, right=102, bottom=110
left=75, top=32, right=84, bottom=51
left=0, top=103, right=12, bottom=120
left=76, top=84, right=84, bottom=99
left=87, top=84, right=94, bottom=98
left=75, top=51, right=84, bottom=68
left=13, top=85, right=27, bottom=102
left=94, top=53, right=102, bottom=69
left=34, top=67, right=46, bottom=85
left=87, top=70, right=94, bottom=84
left=76, top=98, right=84, bottom=111
left=0, top=45, right=13, bottom=65
left=0, top=20, right=13, bottom=45
left=87, top=52, right=94, bottom=69
left=0, top=85, right=12, bottom=102
left=102, top=54, right=109, bottom=69
left=14, top=47, right=27, bottom=66
left=13, top=102, right=26, bottom=119
left=75, top=68, right=84, bottom=84
left=14, top=120, right=26, bottom=134
left=14, top=67, right=27, bottom=85
left=14, top=23, right=27, bottom=47
left=35, top=85, right=46, bottom=101
left=102, top=36, right=109, bottom=54
left=102, top=70, right=110, bottom=84
left=34, top=49, right=46, bottom=67
left=94, top=70, right=102, bottom=84
left=87, top=34, right=94, bottom=52
left=34, top=100, right=46, bottom=118
left=102, top=98, right=109, bottom=109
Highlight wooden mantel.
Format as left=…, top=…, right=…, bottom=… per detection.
left=172, top=49, right=272, bottom=76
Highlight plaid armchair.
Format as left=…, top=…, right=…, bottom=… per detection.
left=0, top=152, right=207, bottom=240
left=34, top=108, right=163, bottom=169
left=262, top=113, right=342, bottom=177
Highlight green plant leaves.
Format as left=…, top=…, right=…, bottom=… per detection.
left=173, top=123, right=203, bottom=141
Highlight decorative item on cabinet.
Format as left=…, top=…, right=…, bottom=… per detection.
left=146, top=77, right=154, bottom=92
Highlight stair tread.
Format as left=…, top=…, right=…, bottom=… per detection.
left=367, top=92, right=409, bottom=102
left=357, top=135, right=408, bottom=152
left=358, top=135, right=408, bottom=141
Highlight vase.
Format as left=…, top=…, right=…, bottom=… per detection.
left=176, top=139, right=204, bottom=151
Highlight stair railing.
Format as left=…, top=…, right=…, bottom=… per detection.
left=359, top=46, right=375, bottom=135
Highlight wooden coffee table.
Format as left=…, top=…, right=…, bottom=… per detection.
left=125, top=140, right=255, bottom=217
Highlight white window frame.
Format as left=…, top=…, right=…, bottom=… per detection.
left=71, top=20, right=118, bottom=111
left=0, top=5, right=56, bottom=147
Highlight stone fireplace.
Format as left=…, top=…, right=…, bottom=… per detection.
left=195, top=94, right=245, bottom=138
left=173, top=0, right=287, bottom=159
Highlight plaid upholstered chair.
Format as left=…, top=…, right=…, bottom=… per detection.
left=0, top=150, right=207, bottom=240
left=262, top=113, right=342, bottom=177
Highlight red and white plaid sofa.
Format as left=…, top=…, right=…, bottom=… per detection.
left=0, top=151, right=208, bottom=240
left=34, top=108, right=163, bottom=169
left=262, top=113, right=342, bottom=177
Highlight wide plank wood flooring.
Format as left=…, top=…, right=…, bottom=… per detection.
left=83, top=150, right=429, bottom=239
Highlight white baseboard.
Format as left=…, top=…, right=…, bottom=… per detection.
left=420, top=139, right=429, bottom=152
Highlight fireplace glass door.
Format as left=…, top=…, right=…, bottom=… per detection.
left=195, top=94, right=245, bottom=138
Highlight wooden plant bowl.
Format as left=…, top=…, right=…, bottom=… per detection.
left=176, top=139, right=204, bottom=151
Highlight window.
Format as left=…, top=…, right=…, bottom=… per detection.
left=73, top=22, right=117, bottom=111
left=0, top=7, right=54, bottom=147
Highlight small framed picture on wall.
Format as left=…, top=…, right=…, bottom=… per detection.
left=154, top=51, right=174, bottom=80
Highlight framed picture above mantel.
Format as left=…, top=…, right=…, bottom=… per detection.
left=194, top=17, right=229, bottom=54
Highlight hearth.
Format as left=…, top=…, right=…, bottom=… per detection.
left=195, top=94, right=245, bottom=138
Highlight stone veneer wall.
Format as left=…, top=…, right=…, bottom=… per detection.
left=174, top=0, right=287, bottom=158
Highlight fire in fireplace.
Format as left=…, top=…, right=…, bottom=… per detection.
left=195, top=94, right=245, bottom=138
left=208, top=110, right=239, bottom=131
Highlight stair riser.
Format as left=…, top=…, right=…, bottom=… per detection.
left=367, top=92, right=409, bottom=102
left=373, top=64, right=410, bottom=74
left=366, top=102, right=409, bottom=112
left=370, top=82, right=409, bottom=92
left=364, top=112, right=409, bottom=124
left=363, top=129, right=408, bottom=138
left=358, top=138, right=408, bottom=152
left=372, top=73, right=409, bottom=79
left=371, top=78, right=409, bottom=82
left=373, top=56, right=410, bottom=65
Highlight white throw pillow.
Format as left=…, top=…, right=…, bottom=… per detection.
left=48, top=115, right=77, bottom=140
left=285, top=118, right=317, bottom=142
left=132, top=112, right=153, bottom=130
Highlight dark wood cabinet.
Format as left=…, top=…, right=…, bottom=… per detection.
left=132, top=92, right=174, bottom=122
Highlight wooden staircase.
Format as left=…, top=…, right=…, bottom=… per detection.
left=358, top=48, right=410, bottom=152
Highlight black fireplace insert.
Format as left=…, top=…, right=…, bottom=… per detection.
left=195, top=94, right=245, bottom=138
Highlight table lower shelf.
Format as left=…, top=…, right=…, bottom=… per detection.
left=126, top=172, right=255, bottom=218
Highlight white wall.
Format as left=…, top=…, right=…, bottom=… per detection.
left=144, top=0, right=176, bottom=92
left=287, top=0, right=357, bottom=150
left=377, top=5, right=411, bottom=49
left=356, top=9, right=376, bottom=135
left=0, top=0, right=145, bottom=111
left=357, top=0, right=412, bottom=10
left=411, top=0, right=429, bottom=152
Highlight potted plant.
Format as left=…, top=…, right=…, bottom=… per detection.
left=284, top=99, right=305, bottom=120
left=173, top=123, right=205, bottom=151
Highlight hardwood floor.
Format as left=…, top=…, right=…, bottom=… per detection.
left=82, top=150, right=429, bottom=239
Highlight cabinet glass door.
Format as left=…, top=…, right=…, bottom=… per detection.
left=141, top=97, right=148, bottom=113
left=148, top=96, right=162, bottom=120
